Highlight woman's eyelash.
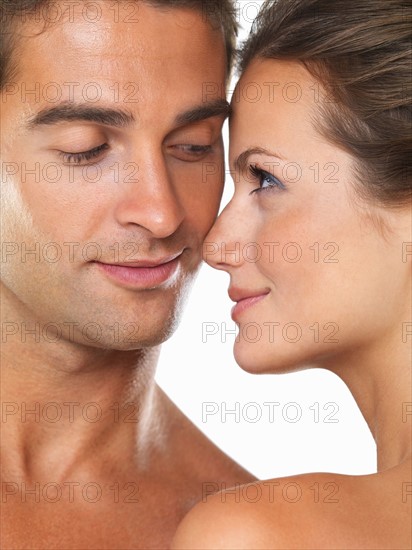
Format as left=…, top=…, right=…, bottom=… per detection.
left=248, top=164, right=286, bottom=194
left=59, top=143, right=109, bottom=165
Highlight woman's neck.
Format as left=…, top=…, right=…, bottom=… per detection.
left=327, top=325, right=411, bottom=472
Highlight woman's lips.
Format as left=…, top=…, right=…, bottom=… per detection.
left=95, top=256, right=181, bottom=289
left=230, top=292, right=270, bottom=321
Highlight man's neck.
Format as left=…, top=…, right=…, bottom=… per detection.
left=1, top=306, right=163, bottom=482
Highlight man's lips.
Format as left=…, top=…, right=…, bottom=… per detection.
left=229, top=287, right=271, bottom=321
left=94, top=251, right=184, bottom=288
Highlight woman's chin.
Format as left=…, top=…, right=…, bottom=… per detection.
left=233, top=344, right=313, bottom=375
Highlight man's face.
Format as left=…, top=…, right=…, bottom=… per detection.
left=0, top=1, right=227, bottom=349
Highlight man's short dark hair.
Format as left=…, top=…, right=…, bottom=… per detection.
left=0, top=0, right=238, bottom=89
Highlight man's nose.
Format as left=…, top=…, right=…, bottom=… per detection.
left=114, top=155, right=185, bottom=239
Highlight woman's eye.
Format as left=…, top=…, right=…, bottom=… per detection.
left=58, top=143, right=108, bottom=165
left=248, top=164, right=286, bottom=194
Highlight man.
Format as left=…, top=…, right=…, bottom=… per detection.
left=0, top=1, right=253, bottom=547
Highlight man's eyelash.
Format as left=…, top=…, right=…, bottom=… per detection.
left=59, top=143, right=108, bottom=165
left=173, top=144, right=213, bottom=154
left=248, top=164, right=286, bottom=194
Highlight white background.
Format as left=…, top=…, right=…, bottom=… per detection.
left=156, top=1, right=376, bottom=479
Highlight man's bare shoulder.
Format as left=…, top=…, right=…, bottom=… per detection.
left=172, top=464, right=412, bottom=550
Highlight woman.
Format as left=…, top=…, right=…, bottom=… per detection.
left=172, top=0, right=411, bottom=548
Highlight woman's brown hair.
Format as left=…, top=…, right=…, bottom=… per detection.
left=239, top=0, right=411, bottom=206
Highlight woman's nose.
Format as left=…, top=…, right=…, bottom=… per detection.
left=203, top=200, right=247, bottom=271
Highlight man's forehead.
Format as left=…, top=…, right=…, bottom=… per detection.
left=17, top=1, right=220, bottom=57
left=10, top=1, right=226, bottom=105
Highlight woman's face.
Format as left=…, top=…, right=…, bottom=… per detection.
left=205, top=59, right=409, bottom=374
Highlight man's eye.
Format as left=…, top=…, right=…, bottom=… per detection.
left=169, top=144, right=213, bottom=161
left=248, top=164, right=286, bottom=194
left=58, top=143, right=108, bottom=165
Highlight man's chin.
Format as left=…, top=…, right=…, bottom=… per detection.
left=67, top=301, right=183, bottom=351
left=102, top=323, right=180, bottom=351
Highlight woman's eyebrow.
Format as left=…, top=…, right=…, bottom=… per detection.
left=234, top=147, right=286, bottom=172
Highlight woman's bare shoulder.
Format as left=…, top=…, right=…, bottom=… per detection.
left=171, top=462, right=411, bottom=550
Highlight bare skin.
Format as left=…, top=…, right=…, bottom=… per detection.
left=172, top=60, right=412, bottom=549
left=0, top=3, right=253, bottom=548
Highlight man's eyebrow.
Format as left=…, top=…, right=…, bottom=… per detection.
left=27, top=103, right=135, bottom=129
left=26, top=99, right=230, bottom=129
left=234, top=147, right=286, bottom=172
left=175, top=99, right=231, bottom=126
